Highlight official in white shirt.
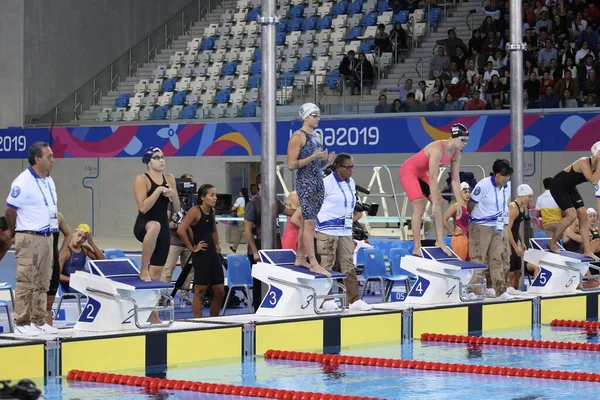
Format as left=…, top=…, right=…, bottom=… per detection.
left=315, top=153, right=372, bottom=311
left=468, top=159, right=512, bottom=298
left=5, top=142, right=59, bottom=336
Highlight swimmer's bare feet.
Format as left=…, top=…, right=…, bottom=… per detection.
left=139, top=268, right=152, bottom=282
left=150, top=312, right=162, bottom=324
left=295, top=254, right=309, bottom=268
left=412, top=245, right=422, bottom=258
left=437, top=242, right=453, bottom=257
left=548, top=240, right=561, bottom=254
left=308, top=257, right=332, bottom=277
left=584, top=252, right=600, bottom=262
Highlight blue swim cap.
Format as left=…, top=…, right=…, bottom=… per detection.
left=142, top=147, right=161, bottom=164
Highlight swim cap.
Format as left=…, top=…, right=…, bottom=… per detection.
left=451, top=123, right=469, bottom=138
left=517, top=184, right=533, bottom=197
left=592, top=141, right=600, bottom=156
left=299, top=103, right=320, bottom=120
left=142, top=147, right=161, bottom=164
left=587, top=207, right=597, bottom=215
left=75, top=223, right=91, bottom=234
left=460, top=182, right=471, bottom=191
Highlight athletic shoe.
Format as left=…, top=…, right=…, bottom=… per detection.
left=35, top=323, right=59, bottom=334
left=498, top=292, right=512, bottom=301
left=506, top=287, right=523, bottom=296
left=14, top=324, right=40, bottom=336
left=321, top=300, right=339, bottom=311
left=349, top=299, right=373, bottom=311
left=463, top=292, right=478, bottom=300
left=485, top=288, right=496, bottom=298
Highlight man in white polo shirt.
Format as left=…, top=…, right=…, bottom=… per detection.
left=315, top=153, right=372, bottom=311
left=5, top=142, right=59, bottom=336
left=468, top=159, right=512, bottom=298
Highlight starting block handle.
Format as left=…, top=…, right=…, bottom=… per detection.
left=86, top=287, right=175, bottom=329
left=416, top=268, right=461, bottom=282
left=268, top=276, right=347, bottom=314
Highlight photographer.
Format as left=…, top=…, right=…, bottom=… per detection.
left=316, top=153, right=372, bottom=311
left=160, top=173, right=195, bottom=304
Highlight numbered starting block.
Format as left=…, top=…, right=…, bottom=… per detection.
left=252, top=250, right=347, bottom=317
left=399, top=247, right=487, bottom=304
left=69, top=259, right=175, bottom=332
left=524, top=238, right=598, bottom=294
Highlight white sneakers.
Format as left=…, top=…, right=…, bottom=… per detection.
left=14, top=322, right=59, bottom=336
left=321, top=300, right=340, bottom=311
left=349, top=299, right=373, bottom=311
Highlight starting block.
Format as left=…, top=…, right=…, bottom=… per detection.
left=524, top=238, right=597, bottom=294
left=252, top=249, right=347, bottom=317
left=69, top=259, right=175, bottom=332
left=399, top=247, right=487, bottom=304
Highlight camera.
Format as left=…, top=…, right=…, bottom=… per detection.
left=175, top=178, right=198, bottom=213
left=0, top=380, right=41, bottom=400
left=354, top=201, right=379, bottom=216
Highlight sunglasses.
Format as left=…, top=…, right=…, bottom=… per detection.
left=151, top=155, right=165, bottom=161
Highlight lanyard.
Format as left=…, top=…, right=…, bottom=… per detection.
left=494, top=184, right=506, bottom=214
left=35, top=178, right=56, bottom=207
left=336, top=177, right=355, bottom=214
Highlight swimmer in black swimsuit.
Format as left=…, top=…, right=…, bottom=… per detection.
left=177, top=184, right=224, bottom=318
left=133, top=147, right=180, bottom=285
left=549, top=142, right=600, bottom=260
left=45, top=212, right=71, bottom=326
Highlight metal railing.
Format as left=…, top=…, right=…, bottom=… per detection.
left=27, top=0, right=220, bottom=125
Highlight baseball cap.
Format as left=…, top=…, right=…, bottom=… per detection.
left=517, top=184, right=533, bottom=197
left=451, top=77, right=459, bottom=85
left=460, top=182, right=471, bottom=191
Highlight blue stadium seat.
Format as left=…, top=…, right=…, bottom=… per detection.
left=287, top=18, right=303, bottom=32
left=332, top=1, right=348, bottom=16
left=344, top=26, right=363, bottom=40
left=347, top=1, right=362, bottom=15
left=296, top=56, right=313, bottom=72
left=277, top=71, right=295, bottom=87
left=277, top=19, right=288, bottom=33
left=360, top=39, right=375, bottom=53
left=317, top=15, right=333, bottom=30
left=377, top=0, right=389, bottom=12
left=221, top=254, right=254, bottom=315
left=361, top=12, right=378, bottom=26
left=171, top=90, right=187, bottom=106
left=240, top=102, right=257, bottom=117
left=250, top=62, right=262, bottom=76
left=200, top=36, right=216, bottom=51
left=215, top=88, right=232, bottom=104
left=429, top=7, right=441, bottom=26
left=288, top=4, right=305, bottom=18
left=302, top=16, right=318, bottom=31
left=393, top=10, right=409, bottom=24
left=248, top=75, right=261, bottom=88
left=151, top=106, right=169, bottom=120
left=253, top=48, right=262, bottom=61
left=180, top=104, right=198, bottom=119
left=277, top=31, right=287, bottom=45
left=222, top=62, right=238, bottom=76
left=325, top=70, right=340, bottom=90
left=161, top=78, right=177, bottom=92
left=247, top=6, right=261, bottom=22
left=115, top=94, right=130, bottom=108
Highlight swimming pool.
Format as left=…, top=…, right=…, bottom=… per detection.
left=38, top=324, right=600, bottom=400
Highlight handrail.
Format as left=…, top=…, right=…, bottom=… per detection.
left=415, top=58, right=423, bottom=79
left=397, top=73, right=405, bottom=87
left=28, top=0, right=212, bottom=125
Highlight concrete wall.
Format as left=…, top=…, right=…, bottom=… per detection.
left=0, top=0, right=25, bottom=128
left=22, top=0, right=197, bottom=120
left=0, top=152, right=595, bottom=240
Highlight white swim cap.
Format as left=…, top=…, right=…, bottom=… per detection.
left=460, top=182, right=471, bottom=190
left=299, top=103, right=320, bottom=120
left=592, top=141, right=600, bottom=156
left=517, top=184, right=533, bottom=196
left=587, top=207, right=597, bottom=215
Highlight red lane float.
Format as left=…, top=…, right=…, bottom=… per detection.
left=66, top=370, right=385, bottom=400
left=420, top=332, right=600, bottom=351
left=263, top=350, right=600, bottom=382
left=551, top=319, right=600, bottom=330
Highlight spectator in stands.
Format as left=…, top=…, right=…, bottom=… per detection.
left=575, top=41, right=595, bottom=66
left=571, top=12, right=588, bottom=41
left=448, top=77, right=468, bottom=102
left=553, top=69, right=579, bottom=96
left=533, top=177, right=562, bottom=237
left=540, top=70, right=555, bottom=91
left=536, top=29, right=550, bottom=53
left=488, top=50, right=508, bottom=76
left=480, top=16, right=497, bottom=37
left=389, top=22, right=408, bottom=59
left=392, top=99, right=403, bottom=112
left=535, top=10, right=553, bottom=35
left=538, top=39, right=558, bottom=71
left=414, top=80, right=432, bottom=102
left=470, top=48, right=487, bottom=73
left=533, top=1, right=548, bottom=19
left=556, top=0, right=568, bottom=18
left=482, top=31, right=500, bottom=57
left=374, top=24, right=391, bottom=54
left=523, top=42, right=538, bottom=67
left=560, top=57, right=578, bottom=80
left=444, top=93, right=461, bottom=111
left=465, top=90, right=487, bottom=110
left=524, top=60, right=538, bottom=78
left=570, top=0, right=586, bottom=19
left=523, top=89, right=540, bottom=109
left=453, top=46, right=467, bottom=71
left=437, top=29, right=467, bottom=58
left=427, top=92, right=445, bottom=112
left=250, top=184, right=258, bottom=196
left=465, top=59, right=480, bottom=83
left=339, top=50, right=358, bottom=95
left=445, top=62, right=466, bottom=86
left=468, top=30, right=484, bottom=57
left=579, top=26, right=599, bottom=53
left=584, top=93, right=597, bottom=107
left=374, top=94, right=393, bottom=113
left=483, top=61, right=499, bottom=82
left=430, top=46, right=451, bottom=79
left=524, top=72, right=541, bottom=100
left=540, top=85, right=561, bottom=108
left=430, top=77, right=447, bottom=101
left=559, top=88, right=579, bottom=107
left=398, top=78, right=416, bottom=101
left=523, top=28, right=537, bottom=48
left=485, top=73, right=505, bottom=104
left=483, top=0, right=502, bottom=20
left=490, top=97, right=504, bottom=109
left=558, top=38, right=576, bottom=66
left=578, top=55, right=597, bottom=82
left=468, top=158, right=513, bottom=298
left=585, top=3, right=600, bottom=25
left=553, top=15, right=569, bottom=42
left=404, top=92, right=427, bottom=112
left=354, top=52, right=374, bottom=94
left=468, top=74, right=485, bottom=98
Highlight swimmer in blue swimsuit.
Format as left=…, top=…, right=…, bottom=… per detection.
left=58, top=224, right=104, bottom=293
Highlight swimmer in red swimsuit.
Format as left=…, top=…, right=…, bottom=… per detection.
left=399, top=123, right=469, bottom=257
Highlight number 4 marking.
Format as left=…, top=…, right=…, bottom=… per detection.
left=446, top=285, right=456, bottom=297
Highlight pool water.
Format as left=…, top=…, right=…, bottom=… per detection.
left=40, top=325, right=600, bottom=400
